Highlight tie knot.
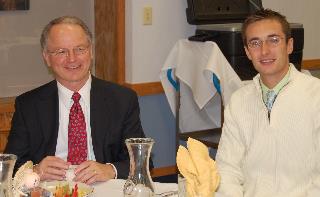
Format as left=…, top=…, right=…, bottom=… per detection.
left=266, top=90, right=276, bottom=100
left=72, top=92, right=81, bottom=102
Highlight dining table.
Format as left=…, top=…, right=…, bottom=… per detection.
left=92, top=179, right=178, bottom=197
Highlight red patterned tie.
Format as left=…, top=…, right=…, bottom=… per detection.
left=67, top=92, right=88, bottom=164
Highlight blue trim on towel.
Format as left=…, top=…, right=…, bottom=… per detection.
left=212, top=73, right=221, bottom=95
left=167, top=69, right=180, bottom=91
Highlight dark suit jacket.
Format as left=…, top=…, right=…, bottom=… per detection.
left=4, top=76, right=145, bottom=179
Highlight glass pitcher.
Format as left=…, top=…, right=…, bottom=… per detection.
left=123, top=138, right=155, bottom=197
left=0, top=154, right=17, bottom=197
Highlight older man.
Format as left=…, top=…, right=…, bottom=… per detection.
left=5, top=16, right=146, bottom=184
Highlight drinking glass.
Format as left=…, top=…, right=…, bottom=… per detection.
left=123, top=138, right=154, bottom=197
left=0, top=154, right=17, bottom=197
left=178, top=174, right=186, bottom=197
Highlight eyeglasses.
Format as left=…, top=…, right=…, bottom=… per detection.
left=247, top=36, right=284, bottom=49
left=47, top=45, right=90, bottom=58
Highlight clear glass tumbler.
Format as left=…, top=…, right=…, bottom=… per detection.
left=178, top=174, right=186, bottom=197
left=0, top=154, right=17, bottom=197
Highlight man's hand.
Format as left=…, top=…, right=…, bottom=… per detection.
left=73, top=161, right=116, bottom=184
left=33, top=156, right=69, bottom=181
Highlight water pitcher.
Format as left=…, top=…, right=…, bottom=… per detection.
left=0, top=154, right=17, bottom=197
left=123, top=138, right=154, bottom=197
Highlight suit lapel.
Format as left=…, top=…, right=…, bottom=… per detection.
left=90, top=77, right=112, bottom=162
left=36, top=81, right=59, bottom=156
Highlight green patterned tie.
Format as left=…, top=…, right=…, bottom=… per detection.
left=266, top=90, right=276, bottom=112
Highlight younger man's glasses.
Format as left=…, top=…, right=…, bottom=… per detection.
left=247, top=36, right=284, bottom=49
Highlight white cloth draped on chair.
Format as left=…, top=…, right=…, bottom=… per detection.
left=160, top=39, right=243, bottom=133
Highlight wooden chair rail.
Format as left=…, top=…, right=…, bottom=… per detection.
left=0, top=97, right=15, bottom=153
left=178, top=128, right=222, bottom=149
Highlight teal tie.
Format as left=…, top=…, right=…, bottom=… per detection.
left=266, top=90, right=276, bottom=112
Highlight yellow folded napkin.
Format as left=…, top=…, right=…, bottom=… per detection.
left=177, top=138, right=220, bottom=197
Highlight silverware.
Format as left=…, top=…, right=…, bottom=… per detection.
left=155, top=190, right=178, bottom=196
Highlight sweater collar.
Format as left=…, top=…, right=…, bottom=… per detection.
left=253, top=63, right=298, bottom=93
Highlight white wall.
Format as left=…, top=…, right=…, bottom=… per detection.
left=4, top=1, right=318, bottom=93
left=125, top=0, right=195, bottom=84
left=263, top=0, right=320, bottom=59
left=0, top=0, right=94, bottom=97
left=125, top=0, right=320, bottom=84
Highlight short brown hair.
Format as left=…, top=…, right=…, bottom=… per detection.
left=40, top=16, right=93, bottom=50
left=242, top=9, right=291, bottom=47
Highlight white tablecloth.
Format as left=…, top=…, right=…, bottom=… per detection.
left=93, top=179, right=178, bottom=197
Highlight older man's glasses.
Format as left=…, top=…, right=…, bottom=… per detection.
left=47, top=45, right=90, bottom=58
left=247, top=36, right=284, bottom=49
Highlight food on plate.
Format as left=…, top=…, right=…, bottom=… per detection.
left=53, top=183, right=90, bottom=197
left=40, top=181, right=93, bottom=197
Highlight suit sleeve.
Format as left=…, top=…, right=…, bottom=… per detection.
left=4, top=97, right=31, bottom=172
left=111, top=90, right=146, bottom=179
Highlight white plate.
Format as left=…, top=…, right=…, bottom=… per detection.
left=40, top=181, right=94, bottom=196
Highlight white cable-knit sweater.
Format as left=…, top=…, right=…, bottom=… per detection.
left=216, top=65, right=320, bottom=197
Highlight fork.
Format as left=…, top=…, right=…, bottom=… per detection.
left=155, top=190, right=179, bottom=196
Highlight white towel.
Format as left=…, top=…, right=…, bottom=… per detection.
left=160, top=39, right=243, bottom=133
left=203, top=41, right=243, bottom=106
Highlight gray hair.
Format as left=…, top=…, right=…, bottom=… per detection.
left=40, top=16, right=93, bottom=50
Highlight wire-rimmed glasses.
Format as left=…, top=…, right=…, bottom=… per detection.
left=247, top=35, right=284, bottom=49
left=46, top=45, right=90, bottom=58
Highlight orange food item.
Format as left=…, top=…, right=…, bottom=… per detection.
left=30, top=190, right=41, bottom=197
left=53, top=183, right=80, bottom=197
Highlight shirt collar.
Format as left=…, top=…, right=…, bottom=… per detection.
left=57, top=75, right=92, bottom=108
left=260, top=65, right=291, bottom=103
left=78, top=75, right=91, bottom=107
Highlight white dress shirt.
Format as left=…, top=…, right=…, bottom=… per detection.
left=55, top=76, right=118, bottom=178
left=55, top=76, right=96, bottom=161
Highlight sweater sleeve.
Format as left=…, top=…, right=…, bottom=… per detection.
left=306, top=103, right=320, bottom=196
left=215, top=105, right=245, bottom=197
